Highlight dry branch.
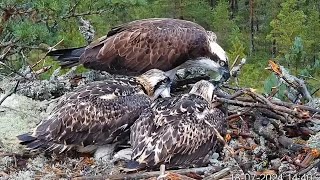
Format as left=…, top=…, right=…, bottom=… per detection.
left=61, top=9, right=107, bottom=19
left=271, top=99, right=320, bottom=114
left=72, top=166, right=221, bottom=180
left=203, top=167, right=231, bottom=180
left=31, top=38, right=64, bottom=69
left=0, top=80, right=19, bottom=105
left=0, top=46, right=11, bottom=60
left=267, top=60, right=312, bottom=102
left=0, top=38, right=19, bottom=48
left=0, top=60, right=29, bottom=79
left=230, top=58, right=246, bottom=78
left=297, top=159, right=320, bottom=176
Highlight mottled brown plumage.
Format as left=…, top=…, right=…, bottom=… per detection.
left=17, top=69, right=171, bottom=153
left=130, top=80, right=227, bottom=169
left=47, top=18, right=230, bottom=81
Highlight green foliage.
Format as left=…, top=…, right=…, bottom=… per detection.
left=267, top=0, right=306, bottom=56
left=212, top=0, right=237, bottom=49
left=212, top=0, right=247, bottom=66
left=302, top=6, right=320, bottom=60
left=0, top=0, right=319, bottom=94
left=283, top=36, right=306, bottom=74
left=264, top=73, right=287, bottom=100
left=227, top=27, right=247, bottom=63
left=10, top=20, right=53, bottom=45
left=236, top=59, right=269, bottom=91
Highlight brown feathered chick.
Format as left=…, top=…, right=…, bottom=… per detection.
left=17, top=69, right=171, bottom=154
left=129, top=80, right=227, bottom=170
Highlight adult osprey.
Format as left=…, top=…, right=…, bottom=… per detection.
left=130, top=80, right=227, bottom=169
left=17, top=69, right=171, bottom=153
left=48, top=18, right=230, bottom=81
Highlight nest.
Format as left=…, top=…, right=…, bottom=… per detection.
left=0, top=60, right=319, bottom=179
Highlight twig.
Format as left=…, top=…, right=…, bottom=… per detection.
left=0, top=38, right=18, bottom=48
left=235, top=96, right=320, bottom=114
left=230, top=55, right=240, bottom=69
left=311, top=87, right=320, bottom=96
left=297, top=159, right=320, bottom=176
left=217, top=97, right=270, bottom=109
left=34, top=66, right=52, bottom=76
left=230, top=58, right=246, bottom=78
left=165, top=172, right=196, bottom=180
left=0, top=80, right=19, bottom=105
left=222, top=84, right=242, bottom=91
left=0, top=61, right=28, bottom=79
left=72, top=166, right=222, bottom=180
left=0, top=46, right=11, bottom=60
left=61, top=10, right=106, bottom=19
left=245, top=90, right=304, bottom=118
left=78, top=17, right=95, bottom=44
left=217, top=96, right=311, bottom=120
left=214, top=126, right=235, bottom=155
left=0, top=151, right=39, bottom=158
left=65, top=0, right=81, bottom=16
left=277, top=136, right=305, bottom=152
left=203, top=167, right=231, bottom=180
left=213, top=88, right=246, bottom=100
left=271, top=99, right=320, bottom=114
left=298, top=74, right=319, bottom=81
left=31, top=38, right=64, bottom=68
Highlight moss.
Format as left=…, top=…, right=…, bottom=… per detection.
left=0, top=94, right=49, bottom=153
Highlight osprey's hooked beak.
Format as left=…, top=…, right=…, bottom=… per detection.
left=218, top=63, right=231, bottom=83
left=159, top=87, right=171, bottom=98
left=151, top=86, right=171, bottom=100
left=180, top=58, right=231, bottom=83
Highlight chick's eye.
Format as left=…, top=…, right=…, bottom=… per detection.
left=163, top=77, right=170, bottom=84
left=220, top=61, right=225, bottom=67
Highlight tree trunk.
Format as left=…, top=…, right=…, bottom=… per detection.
left=256, top=18, right=259, bottom=32
left=249, top=0, right=255, bottom=54
left=272, top=39, right=277, bottom=59
left=208, top=0, right=216, bottom=8
left=229, top=0, right=239, bottom=19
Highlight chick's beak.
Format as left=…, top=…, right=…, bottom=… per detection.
left=160, top=87, right=171, bottom=98
left=151, top=86, right=171, bottom=101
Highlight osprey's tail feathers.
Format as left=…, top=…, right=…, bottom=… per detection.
left=17, top=133, right=73, bottom=153
left=46, top=47, right=86, bottom=68
left=17, top=133, right=46, bottom=150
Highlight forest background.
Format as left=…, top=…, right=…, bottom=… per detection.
left=0, top=0, right=319, bottom=97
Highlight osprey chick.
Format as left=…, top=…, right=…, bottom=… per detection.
left=130, top=80, right=227, bottom=170
left=17, top=69, right=171, bottom=154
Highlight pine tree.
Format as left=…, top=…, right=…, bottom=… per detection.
left=267, top=0, right=306, bottom=57
left=303, top=6, right=320, bottom=64
left=212, top=0, right=236, bottom=48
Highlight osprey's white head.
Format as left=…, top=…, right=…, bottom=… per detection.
left=203, top=31, right=230, bottom=82
left=168, top=31, right=230, bottom=83
left=189, top=80, right=215, bottom=102
left=137, top=69, right=172, bottom=100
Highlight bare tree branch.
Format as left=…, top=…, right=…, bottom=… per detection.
left=0, top=80, right=19, bottom=105
left=61, top=9, right=107, bottom=19
left=31, top=38, right=64, bottom=69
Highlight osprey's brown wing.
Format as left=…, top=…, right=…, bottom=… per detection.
left=80, top=18, right=211, bottom=73
left=130, top=95, right=226, bottom=169
left=18, top=80, right=151, bottom=153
